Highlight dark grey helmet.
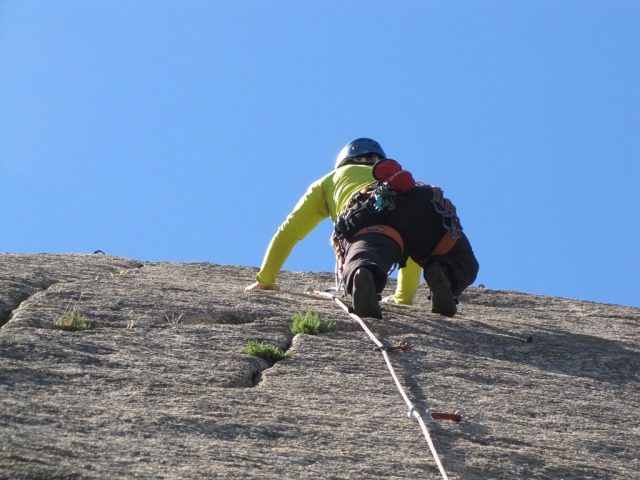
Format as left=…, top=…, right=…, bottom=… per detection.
left=334, top=138, right=386, bottom=169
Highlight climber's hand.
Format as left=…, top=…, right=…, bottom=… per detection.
left=381, top=294, right=397, bottom=304
left=245, top=282, right=281, bottom=292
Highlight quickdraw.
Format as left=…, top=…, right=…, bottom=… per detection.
left=430, top=186, right=463, bottom=240
left=372, top=184, right=397, bottom=212
left=408, top=406, right=468, bottom=423
left=373, top=341, right=412, bottom=353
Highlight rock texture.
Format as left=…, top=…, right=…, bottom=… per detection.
left=0, top=253, right=638, bottom=479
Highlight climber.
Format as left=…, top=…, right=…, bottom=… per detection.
left=245, top=138, right=479, bottom=318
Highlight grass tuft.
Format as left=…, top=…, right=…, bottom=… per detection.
left=245, top=340, right=291, bottom=362
left=290, top=309, right=335, bottom=335
left=165, top=312, right=184, bottom=325
left=52, top=306, right=91, bottom=331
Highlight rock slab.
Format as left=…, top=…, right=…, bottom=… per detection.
left=1, top=254, right=638, bottom=479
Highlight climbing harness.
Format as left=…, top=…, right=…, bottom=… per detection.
left=353, top=225, right=404, bottom=251
left=331, top=160, right=464, bottom=295
left=307, top=288, right=467, bottom=480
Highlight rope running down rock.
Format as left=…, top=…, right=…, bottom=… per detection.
left=314, top=290, right=455, bottom=480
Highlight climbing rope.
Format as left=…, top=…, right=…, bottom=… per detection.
left=312, top=290, right=464, bottom=480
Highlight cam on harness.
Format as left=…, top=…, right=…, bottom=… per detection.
left=331, top=159, right=463, bottom=294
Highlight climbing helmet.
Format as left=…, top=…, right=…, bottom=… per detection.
left=334, top=138, right=386, bottom=169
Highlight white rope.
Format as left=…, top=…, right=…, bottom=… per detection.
left=316, top=292, right=450, bottom=480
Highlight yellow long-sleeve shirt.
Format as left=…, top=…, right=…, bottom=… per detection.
left=255, top=164, right=422, bottom=304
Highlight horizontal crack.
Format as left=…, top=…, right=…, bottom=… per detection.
left=0, top=280, right=58, bottom=329
left=0, top=263, right=145, bottom=331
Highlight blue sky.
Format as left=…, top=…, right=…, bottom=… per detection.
left=1, top=0, right=638, bottom=308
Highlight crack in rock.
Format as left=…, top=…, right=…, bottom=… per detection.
left=0, top=254, right=144, bottom=330
left=0, top=279, right=58, bottom=328
left=245, top=337, right=294, bottom=388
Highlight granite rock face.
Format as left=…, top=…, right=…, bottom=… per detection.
left=0, top=253, right=638, bottom=479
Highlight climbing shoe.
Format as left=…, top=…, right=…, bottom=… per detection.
left=352, top=268, right=382, bottom=319
left=424, top=262, right=457, bottom=317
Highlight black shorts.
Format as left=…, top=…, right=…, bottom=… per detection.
left=341, top=233, right=402, bottom=294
